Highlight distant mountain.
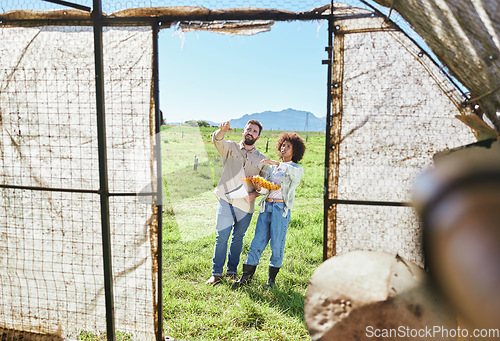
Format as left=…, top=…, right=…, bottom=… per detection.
left=165, top=119, right=219, bottom=127
left=205, top=120, right=219, bottom=127
left=228, top=108, right=325, bottom=132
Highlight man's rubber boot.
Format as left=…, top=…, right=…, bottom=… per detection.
left=233, top=264, right=257, bottom=287
left=265, top=266, right=280, bottom=288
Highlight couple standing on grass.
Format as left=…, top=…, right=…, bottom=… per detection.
left=205, top=119, right=305, bottom=288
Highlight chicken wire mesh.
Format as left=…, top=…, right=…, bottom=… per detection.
left=0, top=25, right=158, bottom=340
left=328, top=12, right=477, bottom=265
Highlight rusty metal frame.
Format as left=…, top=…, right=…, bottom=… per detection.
left=322, top=23, right=417, bottom=260
left=152, top=21, right=164, bottom=341
left=322, top=18, right=334, bottom=262
left=323, top=21, right=344, bottom=260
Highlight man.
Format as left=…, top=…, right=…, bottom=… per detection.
left=206, top=120, right=267, bottom=285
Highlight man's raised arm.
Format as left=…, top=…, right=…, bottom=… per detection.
left=213, top=121, right=233, bottom=141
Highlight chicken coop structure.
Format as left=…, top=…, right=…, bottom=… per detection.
left=1, top=0, right=497, bottom=340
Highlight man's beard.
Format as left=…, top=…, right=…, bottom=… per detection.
left=244, top=134, right=257, bottom=145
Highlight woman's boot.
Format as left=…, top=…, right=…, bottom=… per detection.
left=234, top=264, right=257, bottom=287
left=265, top=266, right=280, bottom=288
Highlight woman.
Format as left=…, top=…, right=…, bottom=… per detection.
left=235, top=132, right=305, bottom=288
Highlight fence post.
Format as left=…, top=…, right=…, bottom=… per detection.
left=152, top=21, right=164, bottom=341
left=92, top=0, right=116, bottom=340
left=323, top=9, right=335, bottom=262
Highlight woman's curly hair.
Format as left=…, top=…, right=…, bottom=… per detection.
left=276, top=132, right=306, bottom=163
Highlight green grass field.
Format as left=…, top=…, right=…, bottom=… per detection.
left=162, top=125, right=325, bottom=340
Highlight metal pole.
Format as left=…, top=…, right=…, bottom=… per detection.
left=41, top=0, right=91, bottom=12
left=323, top=7, right=334, bottom=262
left=152, top=22, right=164, bottom=341
left=92, top=0, right=116, bottom=340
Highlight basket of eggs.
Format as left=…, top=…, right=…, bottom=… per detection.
left=242, top=175, right=281, bottom=191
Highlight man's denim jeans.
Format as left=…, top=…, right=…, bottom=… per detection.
left=212, top=199, right=253, bottom=276
left=245, top=201, right=291, bottom=268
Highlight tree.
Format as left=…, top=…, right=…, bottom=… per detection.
left=184, top=120, right=198, bottom=127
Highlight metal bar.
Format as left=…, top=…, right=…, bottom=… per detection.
left=0, top=11, right=359, bottom=26
left=385, top=0, right=397, bottom=23
left=42, top=0, right=91, bottom=12
left=0, top=187, right=158, bottom=196
left=327, top=199, right=413, bottom=207
left=464, top=85, right=500, bottom=103
left=0, top=184, right=99, bottom=194
left=358, top=0, right=390, bottom=17
left=334, top=27, right=399, bottom=34
left=323, top=5, right=334, bottom=262
left=108, top=192, right=157, bottom=197
left=152, top=21, right=164, bottom=341
left=92, top=0, right=115, bottom=340
left=0, top=13, right=378, bottom=28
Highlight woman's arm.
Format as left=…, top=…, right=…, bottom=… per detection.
left=260, top=158, right=280, bottom=166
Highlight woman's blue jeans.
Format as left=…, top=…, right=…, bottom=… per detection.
left=245, top=201, right=291, bottom=268
left=211, top=199, right=253, bottom=276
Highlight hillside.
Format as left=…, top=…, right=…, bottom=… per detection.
left=229, top=108, right=325, bottom=132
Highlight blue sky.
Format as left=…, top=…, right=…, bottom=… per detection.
left=156, top=1, right=462, bottom=126
left=158, top=20, right=329, bottom=124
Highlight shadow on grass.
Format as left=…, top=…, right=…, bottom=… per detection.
left=164, top=159, right=220, bottom=201
left=227, top=281, right=306, bottom=322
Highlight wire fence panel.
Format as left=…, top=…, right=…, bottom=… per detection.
left=336, top=205, right=421, bottom=258
left=330, top=14, right=477, bottom=266
left=0, top=25, right=157, bottom=340
left=0, top=190, right=103, bottom=338
left=110, top=196, right=157, bottom=339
